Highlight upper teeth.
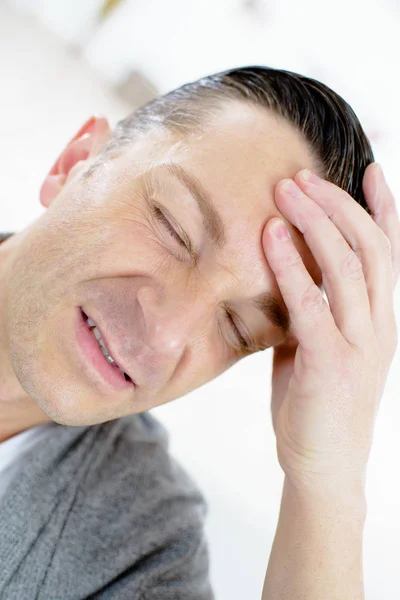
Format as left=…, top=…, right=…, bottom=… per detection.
left=87, top=317, right=125, bottom=375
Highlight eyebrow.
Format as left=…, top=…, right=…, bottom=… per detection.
left=158, top=162, right=292, bottom=340
left=252, top=291, right=291, bottom=339
left=162, top=162, right=226, bottom=249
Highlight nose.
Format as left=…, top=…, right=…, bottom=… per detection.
left=137, top=285, right=203, bottom=357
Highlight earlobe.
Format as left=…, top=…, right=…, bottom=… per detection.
left=39, top=115, right=111, bottom=208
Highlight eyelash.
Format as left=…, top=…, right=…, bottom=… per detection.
left=153, top=206, right=189, bottom=250
left=224, top=310, right=250, bottom=352
left=153, top=205, right=250, bottom=352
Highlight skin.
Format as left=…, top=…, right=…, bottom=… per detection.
left=260, top=149, right=399, bottom=599
left=0, top=102, right=324, bottom=443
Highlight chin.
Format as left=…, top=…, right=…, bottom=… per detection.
left=29, top=383, right=122, bottom=428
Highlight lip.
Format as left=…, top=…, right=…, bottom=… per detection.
left=75, top=307, right=135, bottom=391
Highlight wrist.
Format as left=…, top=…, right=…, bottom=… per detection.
left=262, top=474, right=367, bottom=599
left=283, top=474, right=367, bottom=521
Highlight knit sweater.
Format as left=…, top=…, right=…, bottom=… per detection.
left=0, top=412, right=214, bottom=600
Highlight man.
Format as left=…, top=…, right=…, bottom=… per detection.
left=0, top=65, right=398, bottom=598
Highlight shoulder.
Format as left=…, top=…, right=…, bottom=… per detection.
left=76, top=411, right=208, bottom=535
left=69, top=413, right=212, bottom=597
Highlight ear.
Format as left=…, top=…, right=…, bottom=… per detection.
left=39, top=115, right=112, bottom=208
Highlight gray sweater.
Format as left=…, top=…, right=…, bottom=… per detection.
left=0, top=412, right=214, bottom=599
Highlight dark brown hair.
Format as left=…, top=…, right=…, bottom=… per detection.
left=87, top=64, right=374, bottom=215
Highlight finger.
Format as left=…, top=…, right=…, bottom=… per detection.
left=262, top=215, right=340, bottom=356
left=362, top=163, right=400, bottom=285
left=293, top=167, right=397, bottom=351
left=270, top=343, right=296, bottom=435
left=271, top=179, right=373, bottom=349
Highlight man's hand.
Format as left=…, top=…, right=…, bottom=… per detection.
left=262, top=163, right=399, bottom=492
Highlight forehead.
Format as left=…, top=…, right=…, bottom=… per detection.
left=182, top=101, right=315, bottom=173
left=169, top=102, right=319, bottom=223
left=114, top=102, right=323, bottom=312
left=123, top=102, right=320, bottom=224
left=158, top=104, right=321, bottom=269
left=118, top=102, right=317, bottom=260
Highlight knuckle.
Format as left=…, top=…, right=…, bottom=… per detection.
left=274, top=251, right=303, bottom=276
left=300, top=281, right=326, bottom=313
left=340, top=250, right=364, bottom=281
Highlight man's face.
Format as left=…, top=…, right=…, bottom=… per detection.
left=5, top=103, right=322, bottom=426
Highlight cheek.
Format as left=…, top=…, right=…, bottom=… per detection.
left=104, top=219, right=175, bottom=279
left=170, top=342, right=234, bottom=398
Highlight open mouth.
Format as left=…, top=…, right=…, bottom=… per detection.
left=76, top=307, right=134, bottom=391
left=82, top=309, right=132, bottom=382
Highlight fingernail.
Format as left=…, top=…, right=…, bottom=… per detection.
left=300, top=169, right=320, bottom=183
left=281, top=179, right=302, bottom=198
left=272, top=219, right=291, bottom=241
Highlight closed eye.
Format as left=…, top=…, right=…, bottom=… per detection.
left=153, top=204, right=252, bottom=354
left=152, top=205, right=189, bottom=251
left=225, top=309, right=251, bottom=352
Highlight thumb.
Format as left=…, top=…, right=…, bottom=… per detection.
left=270, top=334, right=298, bottom=434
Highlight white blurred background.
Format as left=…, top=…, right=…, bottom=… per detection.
left=0, top=1, right=399, bottom=598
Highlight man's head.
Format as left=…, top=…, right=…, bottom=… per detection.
left=0, top=65, right=374, bottom=428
